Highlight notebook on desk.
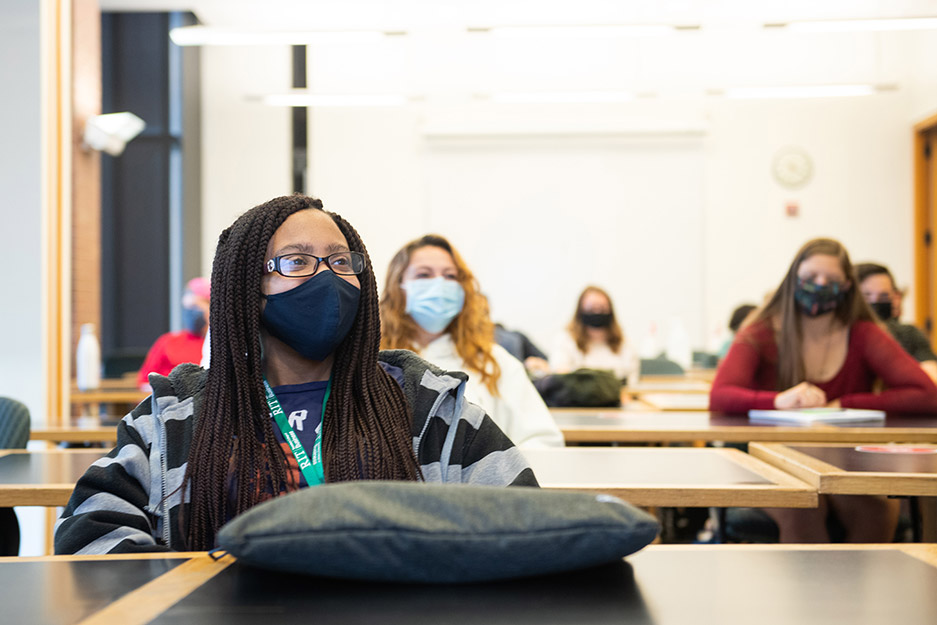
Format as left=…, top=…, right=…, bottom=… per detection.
left=748, top=408, right=886, bottom=426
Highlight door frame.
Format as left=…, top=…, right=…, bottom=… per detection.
left=913, top=111, right=937, bottom=348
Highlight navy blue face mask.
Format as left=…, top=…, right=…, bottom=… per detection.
left=181, top=307, right=206, bottom=336
left=261, top=270, right=361, bottom=361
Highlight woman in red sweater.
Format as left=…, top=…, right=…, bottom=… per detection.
left=710, top=237, right=937, bottom=541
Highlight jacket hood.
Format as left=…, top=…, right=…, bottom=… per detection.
left=378, top=349, right=468, bottom=402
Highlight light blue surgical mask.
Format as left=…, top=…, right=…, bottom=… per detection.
left=404, top=277, right=465, bottom=334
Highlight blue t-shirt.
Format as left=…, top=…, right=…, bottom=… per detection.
left=269, top=380, right=327, bottom=487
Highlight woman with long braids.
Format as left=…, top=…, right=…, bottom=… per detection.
left=380, top=235, right=563, bottom=448
left=55, top=195, right=537, bottom=554
left=711, top=237, right=937, bottom=542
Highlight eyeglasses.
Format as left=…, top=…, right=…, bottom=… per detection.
left=265, top=252, right=366, bottom=278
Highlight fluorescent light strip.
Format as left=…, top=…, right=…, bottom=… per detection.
left=477, top=24, right=690, bottom=38
left=723, top=85, right=879, bottom=99
left=775, top=17, right=937, bottom=33
left=491, top=91, right=635, bottom=104
left=261, top=93, right=408, bottom=107
left=169, top=26, right=400, bottom=46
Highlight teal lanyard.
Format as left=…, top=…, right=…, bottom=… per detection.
left=263, top=377, right=331, bottom=487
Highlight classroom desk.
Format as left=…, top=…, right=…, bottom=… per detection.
left=635, top=392, right=711, bottom=411
left=68, top=380, right=148, bottom=428
left=72, top=376, right=139, bottom=391
left=749, top=443, right=937, bottom=542
left=637, top=370, right=717, bottom=384
left=552, top=410, right=937, bottom=444
left=4, top=545, right=936, bottom=625
left=0, top=449, right=106, bottom=506
left=521, top=447, right=816, bottom=508
left=31, top=426, right=119, bottom=444
left=626, top=378, right=711, bottom=394
left=70, top=389, right=148, bottom=409
left=750, top=442, right=937, bottom=541
left=750, top=442, right=937, bottom=495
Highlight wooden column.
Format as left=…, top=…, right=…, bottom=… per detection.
left=70, top=0, right=101, bottom=421
left=44, top=0, right=69, bottom=424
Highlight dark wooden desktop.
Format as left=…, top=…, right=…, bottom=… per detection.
left=4, top=545, right=936, bottom=625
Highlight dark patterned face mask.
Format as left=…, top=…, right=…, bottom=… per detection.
left=794, top=279, right=848, bottom=317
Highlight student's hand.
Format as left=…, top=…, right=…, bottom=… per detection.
left=524, top=356, right=551, bottom=375
left=774, top=382, right=827, bottom=409
left=825, top=398, right=841, bottom=409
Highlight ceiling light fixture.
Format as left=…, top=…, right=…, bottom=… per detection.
left=469, top=24, right=698, bottom=38
left=490, top=90, right=636, bottom=104
left=259, top=92, right=408, bottom=107
left=765, top=17, right=937, bottom=33
left=82, top=112, right=146, bottom=156
left=720, top=84, right=890, bottom=99
left=169, top=26, right=405, bottom=46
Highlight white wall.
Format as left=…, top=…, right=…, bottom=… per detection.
left=703, top=94, right=915, bottom=339
left=909, top=30, right=937, bottom=123
left=0, top=2, right=44, bottom=422
left=199, top=45, right=292, bottom=270
left=196, top=24, right=937, bottom=354
left=0, top=0, right=45, bottom=558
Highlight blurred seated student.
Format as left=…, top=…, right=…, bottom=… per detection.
left=710, top=238, right=937, bottom=542
left=137, top=277, right=211, bottom=391
left=480, top=295, right=551, bottom=376
left=550, top=286, right=638, bottom=383
left=55, top=196, right=537, bottom=554
left=379, top=235, right=563, bottom=448
left=856, top=262, right=937, bottom=384
left=496, top=323, right=551, bottom=376
left=717, top=303, right=758, bottom=360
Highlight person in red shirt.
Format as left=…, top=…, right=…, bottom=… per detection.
left=710, top=237, right=937, bottom=542
left=137, top=277, right=210, bottom=391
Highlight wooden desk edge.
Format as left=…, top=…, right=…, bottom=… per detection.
left=718, top=447, right=817, bottom=491
left=0, top=551, right=205, bottom=562
left=751, top=442, right=937, bottom=496
left=0, top=449, right=111, bottom=456
left=559, top=426, right=937, bottom=444
left=0, top=484, right=76, bottom=507
left=76, top=552, right=235, bottom=625
left=30, top=428, right=118, bottom=443
left=543, top=485, right=817, bottom=508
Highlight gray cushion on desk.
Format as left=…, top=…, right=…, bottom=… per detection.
left=216, top=481, right=659, bottom=583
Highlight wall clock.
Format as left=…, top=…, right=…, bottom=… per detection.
left=772, top=146, right=813, bottom=189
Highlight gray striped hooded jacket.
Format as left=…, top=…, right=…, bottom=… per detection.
left=54, top=350, right=538, bottom=554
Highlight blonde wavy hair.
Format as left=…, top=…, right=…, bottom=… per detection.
left=380, top=235, right=502, bottom=395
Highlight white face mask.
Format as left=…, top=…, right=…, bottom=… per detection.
left=403, top=277, right=465, bottom=334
